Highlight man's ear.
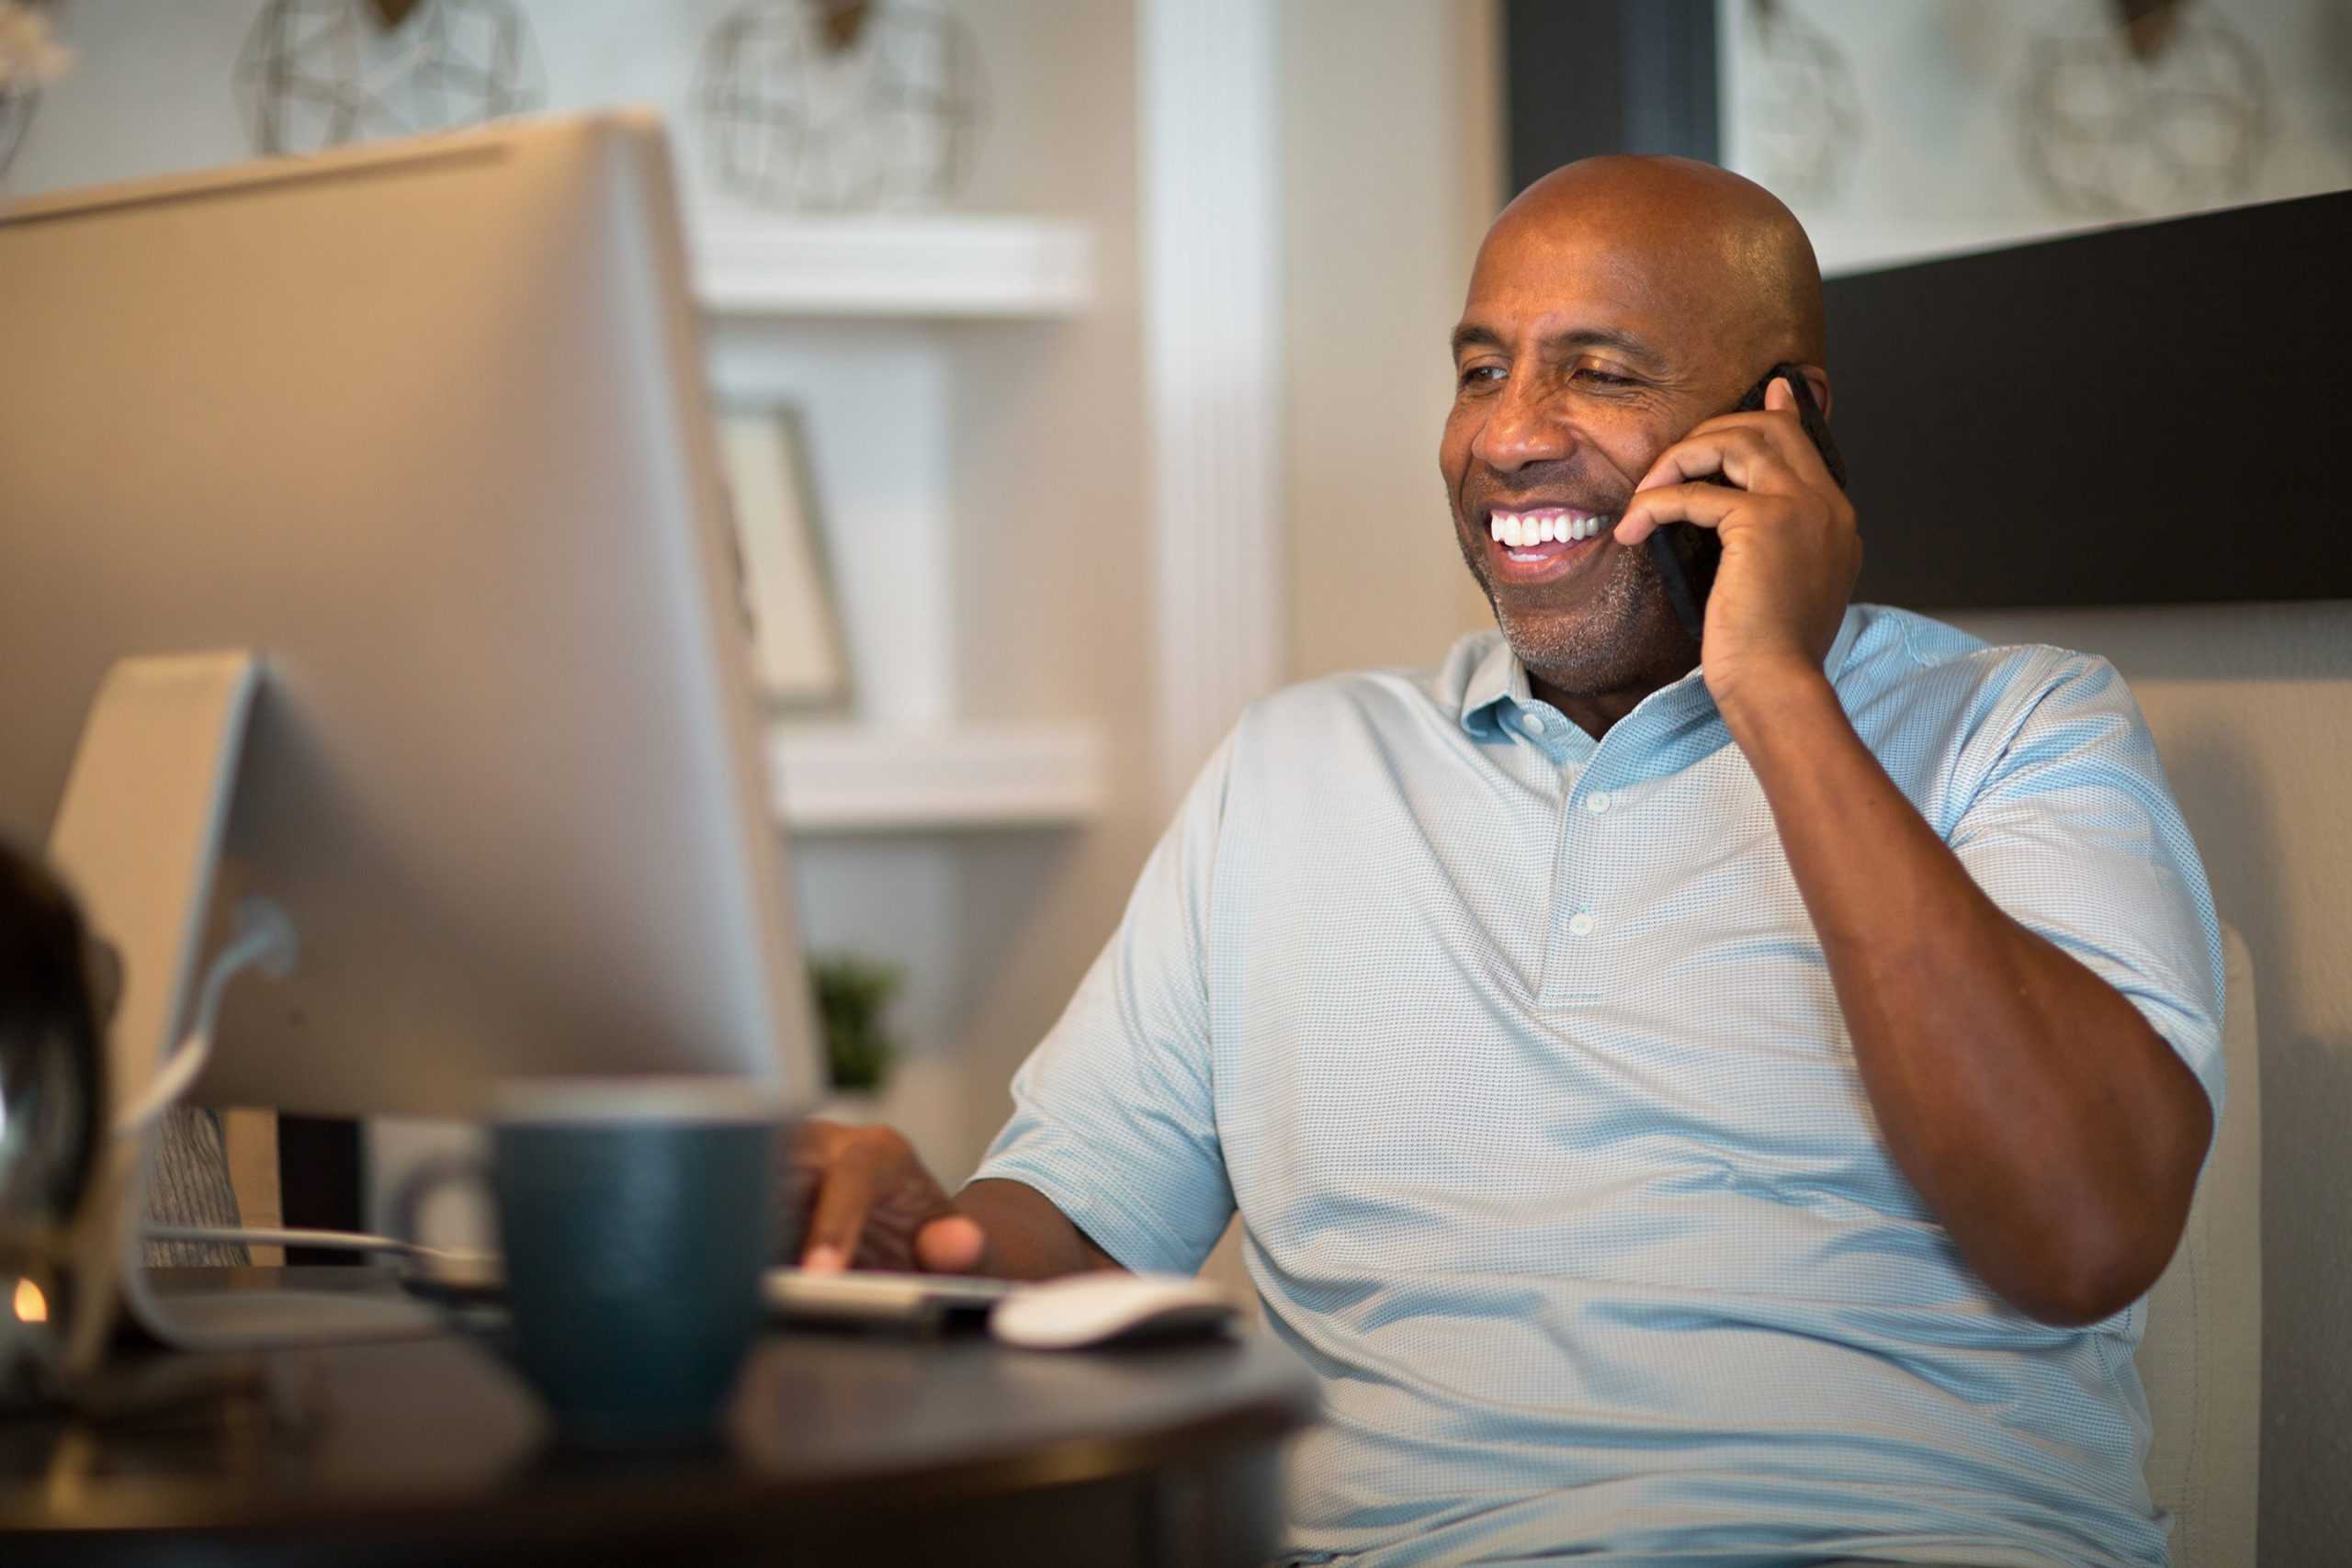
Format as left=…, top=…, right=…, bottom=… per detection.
left=1799, top=365, right=1833, bottom=419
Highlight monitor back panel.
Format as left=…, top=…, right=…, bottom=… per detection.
left=0, top=116, right=818, bottom=1116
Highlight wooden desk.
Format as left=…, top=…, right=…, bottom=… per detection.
left=0, top=1269, right=1318, bottom=1567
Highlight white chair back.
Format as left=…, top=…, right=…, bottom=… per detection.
left=2136, top=922, right=2262, bottom=1567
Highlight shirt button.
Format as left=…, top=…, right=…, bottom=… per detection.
left=1521, top=711, right=1546, bottom=736
left=1585, top=791, right=1611, bottom=815
left=1568, top=911, right=1596, bottom=937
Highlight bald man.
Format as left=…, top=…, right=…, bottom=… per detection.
left=793, top=159, right=2223, bottom=1566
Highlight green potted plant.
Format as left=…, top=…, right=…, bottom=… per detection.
left=809, top=953, right=902, bottom=1113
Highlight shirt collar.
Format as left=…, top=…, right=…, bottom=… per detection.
left=1457, top=635, right=1530, bottom=738
left=1456, top=604, right=1867, bottom=739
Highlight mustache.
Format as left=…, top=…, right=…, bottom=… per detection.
left=1455, top=458, right=1632, bottom=519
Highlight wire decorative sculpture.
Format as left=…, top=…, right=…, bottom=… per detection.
left=1741, top=0, right=1862, bottom=207
left=2018, top=6, right=2271, bottom=219
left=0, top=0, right=71, bottom=185
left=695, top=0, right=983, bottom=213
left=233, top=0, right=544, bottom=156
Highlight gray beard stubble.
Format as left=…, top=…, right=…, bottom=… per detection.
left=1454, top=524, right=1684, bottom=698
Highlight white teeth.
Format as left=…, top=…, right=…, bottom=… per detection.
left=1492, top=510, right=1617, bottom=549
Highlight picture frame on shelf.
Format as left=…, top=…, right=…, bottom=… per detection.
left=716, top=405, right=850, bottom=711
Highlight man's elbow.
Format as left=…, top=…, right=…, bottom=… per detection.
left=1999, top=1265, right=2157, bottom=1328
left=2000, top=1062, right=2212, bottom=1326
left=1989, top=1212, right=2191, bottom=1327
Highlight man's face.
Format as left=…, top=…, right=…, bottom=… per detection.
left=1441, top=211, right=1760, bottom=696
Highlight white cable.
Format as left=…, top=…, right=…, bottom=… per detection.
left=141, top=1224, right=473, bottom=1262
left=114, top=897, right=299, bottom=1136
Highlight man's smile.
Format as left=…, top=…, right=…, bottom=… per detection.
left=1475, top=502, right=1618, bottom=585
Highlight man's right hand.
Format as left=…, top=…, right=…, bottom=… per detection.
left=789, top=1119, right=991, bottom=1274
left=787, top=1121, right=1126, bottom=1280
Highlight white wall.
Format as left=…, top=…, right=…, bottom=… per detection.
left=1277, top=0, right=1499, bottom=682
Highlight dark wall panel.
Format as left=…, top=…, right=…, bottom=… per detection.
left=1506, top=0, right=1719, bottom=194
left=1828, top=189, right=2351, bottom=610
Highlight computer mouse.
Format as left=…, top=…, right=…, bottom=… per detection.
left=989, top=1272, right=1238, bottom=1349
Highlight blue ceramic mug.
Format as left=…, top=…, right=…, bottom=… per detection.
left=401, top=1077, right=783, bottom=1447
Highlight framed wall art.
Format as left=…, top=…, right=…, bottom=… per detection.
left=717, top=407, right=852, bottom=710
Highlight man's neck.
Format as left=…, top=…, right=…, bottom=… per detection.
left=1529, top=651, right=1699, bottom=740
left=1528, top=680, right=1645, bottom=740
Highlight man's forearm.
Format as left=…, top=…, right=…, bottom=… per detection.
left=958, top=1178, right=1126, bottom=1280
left=1717, top=665, right=2211, bottom=1325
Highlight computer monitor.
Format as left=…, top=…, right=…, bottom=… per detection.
left=0, top=113, right=823, bottom=1124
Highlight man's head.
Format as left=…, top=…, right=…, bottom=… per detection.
left=1442, top=155, right=1826, bottom=705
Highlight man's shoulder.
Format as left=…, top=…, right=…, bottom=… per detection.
left=1836, top=606, right=2149, bottom=807
left=1236, top=631, right=1497, bottom=744
left=1838, top=604, right=2114, bottom=710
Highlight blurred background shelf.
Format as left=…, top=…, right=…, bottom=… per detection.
left=769, top=721, right=1107, bottom=832
left=694, top=215, right=1096, bottom=319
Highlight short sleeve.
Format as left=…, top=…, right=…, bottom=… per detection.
left=968, top=736, right=1238, bottom=1274
left=1948, top=654, right=2226, bottom=1127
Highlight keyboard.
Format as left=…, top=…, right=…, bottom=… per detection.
left=401, top=1248, right=1013, bottom=1328
left=763, top=1267, right=1015, bottom=1327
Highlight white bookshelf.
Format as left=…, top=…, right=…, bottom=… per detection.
left=696, top=213, right=1104, bottom=836
left=769, top=721, right=1106, bottom=834
left=694, top=215, right=1096, bottom=319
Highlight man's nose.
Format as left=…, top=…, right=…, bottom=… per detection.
left=1469, top=372, right=1576, bottom=473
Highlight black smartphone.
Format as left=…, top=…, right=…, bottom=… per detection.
left=1645, top=363, right=1848, bottom=640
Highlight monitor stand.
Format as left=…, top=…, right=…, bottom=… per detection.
left=46, top=653, right=439, bottom=1373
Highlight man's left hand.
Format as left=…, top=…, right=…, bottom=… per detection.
left=1611, top=377, right=1861, bottom=714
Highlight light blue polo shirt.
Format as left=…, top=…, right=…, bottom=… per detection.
left=975, top=604, right=2223, bottom=1568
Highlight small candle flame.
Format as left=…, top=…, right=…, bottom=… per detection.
left=12, top=1276, right=47, bottom=1324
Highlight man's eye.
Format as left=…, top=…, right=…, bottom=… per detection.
left=1573, top=367, right=1635, bottom=388
left=1457, top=364, right=1505, bottom=389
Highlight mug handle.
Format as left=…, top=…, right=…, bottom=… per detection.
left=389, top=1152, right=503, bottom=1296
